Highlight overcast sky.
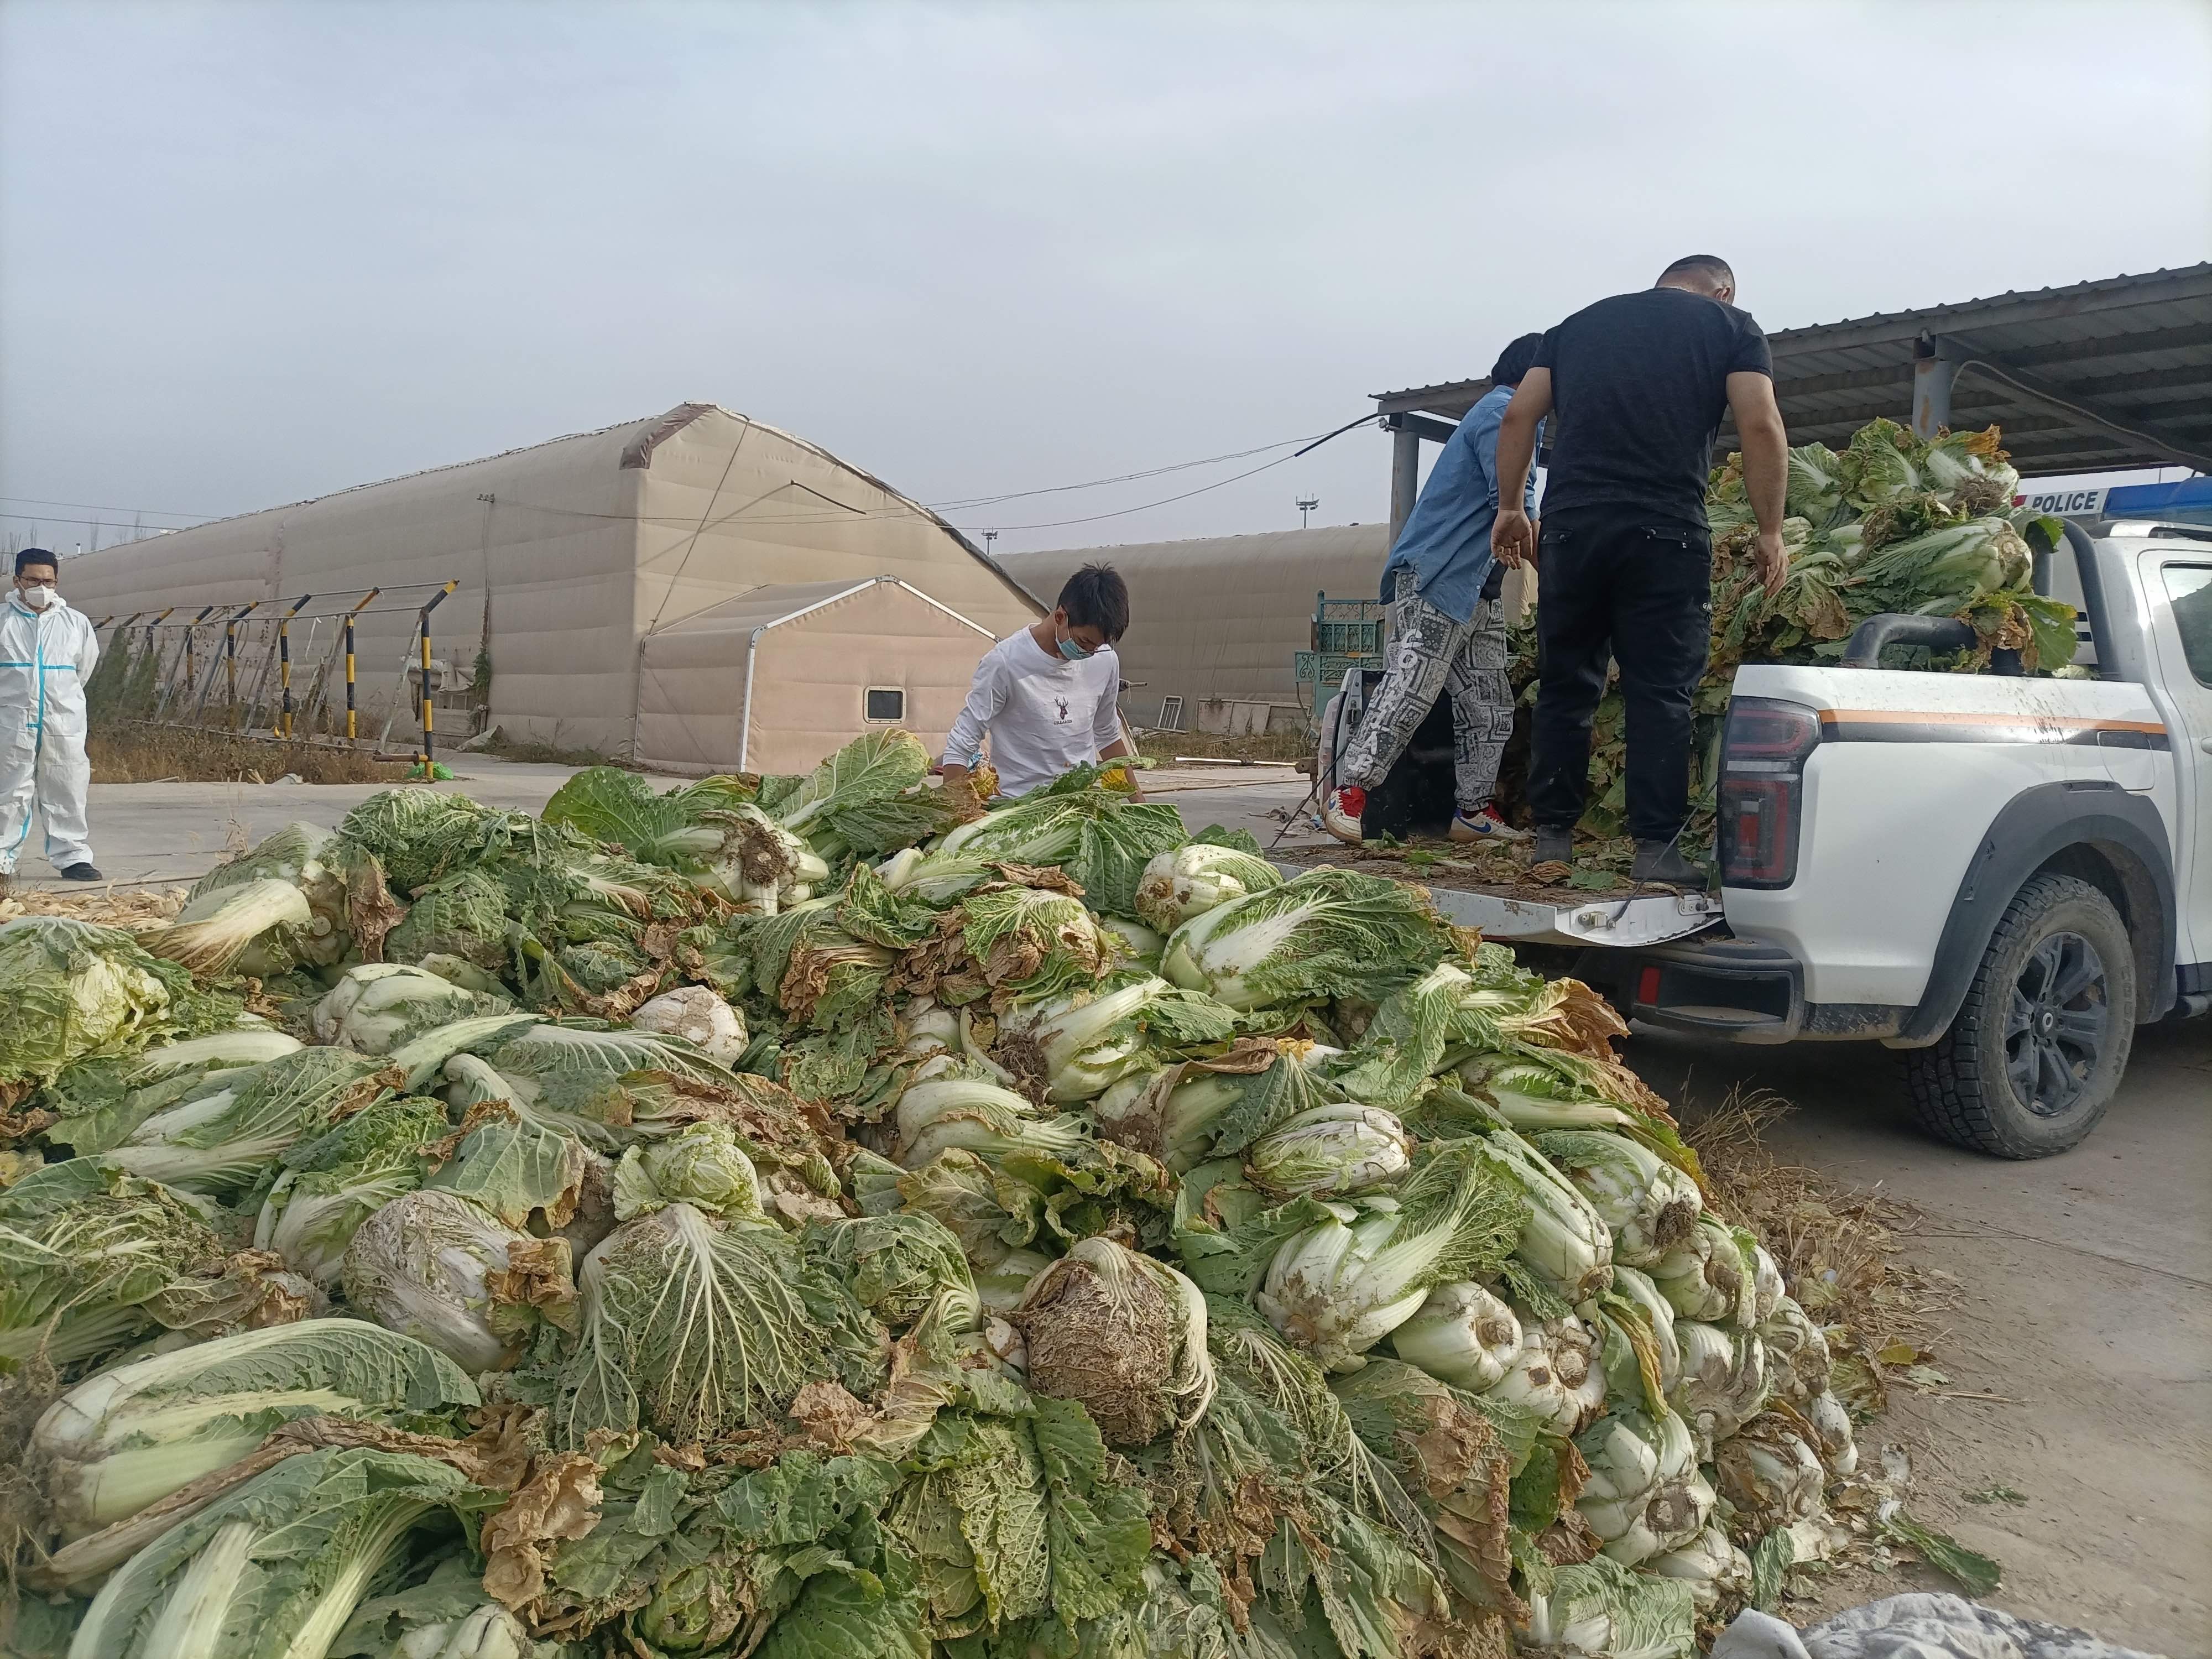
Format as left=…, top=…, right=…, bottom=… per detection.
left=3, top=0, right=2208, bottom=557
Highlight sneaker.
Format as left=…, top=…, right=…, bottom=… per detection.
left=1531, top=826, right=1574, bottom=867
left=1631, top=840, right=1707, bottom=889
left=1322, top=785, right=1367, bottom=844
left=1449, top=805, right=1528, bottom=844
left=60, top=863, right=105, bottom=882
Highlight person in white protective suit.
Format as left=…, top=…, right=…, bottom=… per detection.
left=1, top=548, right=102, bottom=891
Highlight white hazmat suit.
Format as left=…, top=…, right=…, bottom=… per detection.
left=1, top=590, right=100, bottom=876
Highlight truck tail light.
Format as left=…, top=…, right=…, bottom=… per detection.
left=1718, top=697, right=1820, bottom=889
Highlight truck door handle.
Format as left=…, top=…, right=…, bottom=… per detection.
left=2201, top=737, right=2212, bottom=754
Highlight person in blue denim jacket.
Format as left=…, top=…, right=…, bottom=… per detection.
left=1324, top=333, right=1542, bottom=844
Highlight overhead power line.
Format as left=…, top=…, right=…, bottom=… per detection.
left=2, top=414, right=1383, bottom=544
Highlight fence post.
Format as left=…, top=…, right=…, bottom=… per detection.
left=183, top=606, right=217, bottom=719
left=277, top=593, right=311, bottom=738
left=225, top=601, right=261, bottom=728
left=419, top=581, right=456, bottom=763
left=343, top=587, right=379, bottom=743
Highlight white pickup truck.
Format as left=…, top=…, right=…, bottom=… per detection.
left=1437, top=517, right=2210, bottom=1158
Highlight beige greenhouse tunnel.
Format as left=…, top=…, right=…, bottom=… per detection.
left=55, top=403, right=1043, bottom=759
left=635, top=576, right=1001, bottom=775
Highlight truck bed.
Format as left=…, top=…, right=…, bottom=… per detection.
left=1272, top=844, right=1722, bottom=947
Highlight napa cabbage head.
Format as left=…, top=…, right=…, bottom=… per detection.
left=1013, top=1236, right=1214, bottom=1447
left=140, top=878, right=314, bottom=979
left=1094, top=915, right=1163, bottom=972
left=1246, top=1102, right=1412, bottom=1198
left=314, top=964, right=517, bottom=1057
left=104, top=1046, right=398, bottom=1200
left=1134, top=843, right=1282, bottom=934
left=252, top=1093, right=451, bottom=1286
left=611, top=1120, right=765, bottom=1223
left=1256, top=1143, right=1524, bottom=1373
left=341, top=1188, right=575, bottom=1372
left=29, top=1316, right=477, bottom=1541
left=63, top=1446, right=482, bottom=1659
left=939, top=882, right=1119, bottom=1007
left=1528, top=1128, right=1701, bottom=1268
left=1385, top=1279, right=1522, bottom=1391
left=0, top=917, right=196, bottom=1086
left=1711, top=1410, right=1825, bottom=1532
left=628, top=985, right=748, bottom=1066
left=802, top=1212, right=981, bottom=1333
left=0, top=1170, right=303, bottom=1375
left=1160, top=867, right=1455, bottom=1011
left=382, top=868, right=514, bottom=975
left=410, top=1019, right=741, bottom=1151
left=43, top=1026, right=304, bottom=1155
left=1575, top=1404, right=1713, bottom=1566
left=1518, top=1550, right=1697, bottom=1658
left=907, top=782, right=1189, bottom=919
left=554, top=1201, right=838, bottom=1447
left=994, top=975, right=1237, bottom=1102
left=420, top=1102, right=592, bottom=1233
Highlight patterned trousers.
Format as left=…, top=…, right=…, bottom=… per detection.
left=1338, top=567, right=1514, bottom=814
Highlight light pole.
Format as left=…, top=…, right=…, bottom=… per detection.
left=1295, top=497, right=1319, bottom=529
left=982, top=530, right=999, bottom=555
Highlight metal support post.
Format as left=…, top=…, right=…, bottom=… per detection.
left=343, top=587, right=378, bottom=743
left=419, top=581, right=456, bottom=762
left=182, top=606, right=217, bottom=714
left=1387, top=417, right=1422, bottom=546
left=1912, top=332, right=1958, bottom=441
left=225, top=601, right=260, bottom=728
left=276, top=593, right=311, bottom=737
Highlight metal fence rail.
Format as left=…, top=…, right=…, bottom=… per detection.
left=91, top=580, right=465, bottom=760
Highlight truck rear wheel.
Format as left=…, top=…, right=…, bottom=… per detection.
left=1903, top=873, right=2135, bottom=1158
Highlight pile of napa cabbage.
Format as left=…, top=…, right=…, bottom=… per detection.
left=0, top=733, right=1871, bottom=1659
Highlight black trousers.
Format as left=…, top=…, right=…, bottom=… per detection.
left=1527, top=503, right=1712, bottom=843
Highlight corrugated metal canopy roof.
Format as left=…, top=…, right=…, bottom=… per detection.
left=1375, top=264, right=2212, bottom=476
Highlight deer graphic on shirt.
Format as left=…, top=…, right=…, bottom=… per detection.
left=1055, top=696, right=1070, bottom=722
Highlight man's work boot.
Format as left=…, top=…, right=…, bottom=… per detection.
left=1322, top=785, right=1367, bottom=845
left=1531, top=826, right=1573, bottom=867
left=1631, top=841, right=1707, bottom=890
left=60, top=863, right=105, bottom=882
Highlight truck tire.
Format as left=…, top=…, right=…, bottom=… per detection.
left=1903, top=873, right=2135, bottom=1158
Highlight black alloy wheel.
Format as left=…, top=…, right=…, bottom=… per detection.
left=2005, top=930, right=2110, bottom=1117
left=1904, top=872, right=2136, bottom=1158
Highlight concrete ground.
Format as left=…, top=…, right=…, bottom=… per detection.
left=6, top=757, right=1317, bottom=891
left=1635, top=1021, right=2212, bottom=1653
left=16, top=764, right=2208, bottom=1648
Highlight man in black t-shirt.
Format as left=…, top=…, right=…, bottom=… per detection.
left=1490, top=254, right=1790, bottom=888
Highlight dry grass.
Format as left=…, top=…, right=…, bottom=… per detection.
left=0, top=885, right=189, bottom=930
left=1684, top=1084, right=1956, bottom=1415
left=481, top=730, right=632, bottom=769
left=87, top=725, right=410, bottom=786
left=1134, top=728, right=1313, bottom=764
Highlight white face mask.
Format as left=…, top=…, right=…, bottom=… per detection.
left=19, top=583, right=56, bottom=611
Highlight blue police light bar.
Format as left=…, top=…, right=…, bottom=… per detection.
left=2017, top=476, right=2212, bottom=523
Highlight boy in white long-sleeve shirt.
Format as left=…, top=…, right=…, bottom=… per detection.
left=942, top=564, right=1141, bottom=802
